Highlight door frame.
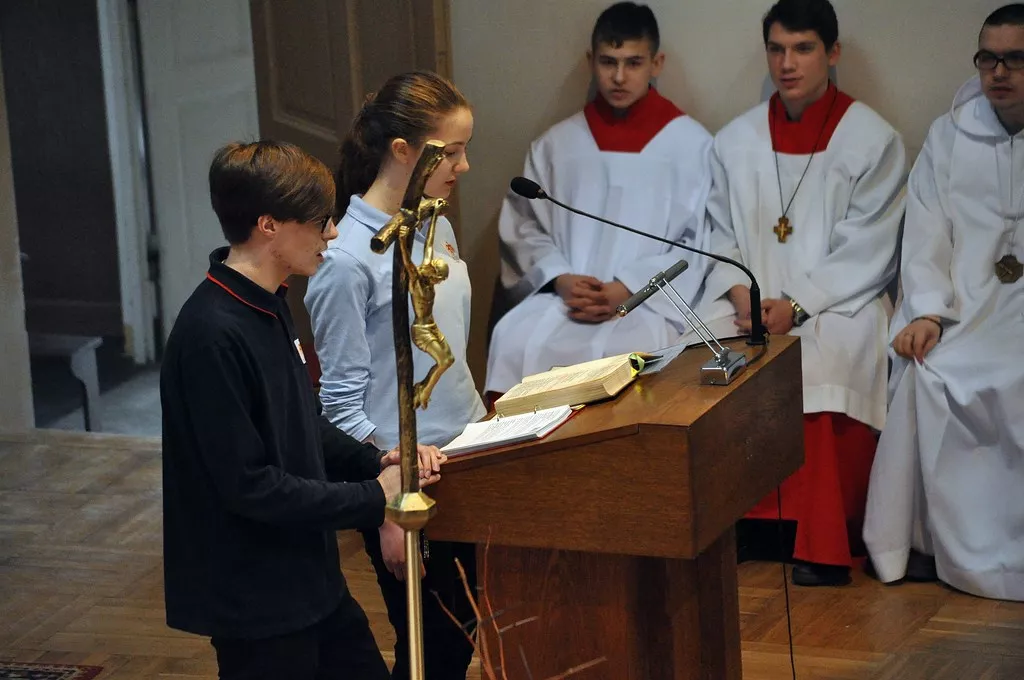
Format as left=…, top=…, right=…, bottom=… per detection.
left=97, top=0, right=156, bottom=364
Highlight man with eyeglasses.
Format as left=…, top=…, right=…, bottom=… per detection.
left=864, top=4, right=1024, bottom=602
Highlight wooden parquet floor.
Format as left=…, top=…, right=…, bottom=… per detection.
left=1, top=430, right=1023, bottom=679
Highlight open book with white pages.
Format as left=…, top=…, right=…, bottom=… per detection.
left=440, top=335, right=731, bottom=456
left=441, top=405, right=577, bottom=457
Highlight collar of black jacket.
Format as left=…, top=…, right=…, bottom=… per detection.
left=205, top=246, right=288, bottom=319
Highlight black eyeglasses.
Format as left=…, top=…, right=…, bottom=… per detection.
left=974, top=50, right=1024, bottom=71
left=316, top=215, right=333, bottom=232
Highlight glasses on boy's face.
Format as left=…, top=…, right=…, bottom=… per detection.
left=975, top=50, right=1024, bottom=71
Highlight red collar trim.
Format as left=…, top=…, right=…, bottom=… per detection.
left=583, top=87, right=684, bottom=152
left=768, top=82, right=855, bottom=155
left=206, top=272, right=278, bottom=318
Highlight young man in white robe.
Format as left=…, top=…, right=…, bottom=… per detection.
left=863, top=4, right=1024, bottom=602
left=702, top=0, right=906, bottom=586
left=484, top=1, right=713, bottom=397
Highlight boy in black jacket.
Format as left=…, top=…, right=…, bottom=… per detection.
left=160, top=140, right=444, bottom=679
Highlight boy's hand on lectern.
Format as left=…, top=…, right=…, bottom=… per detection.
left=376, top=465, right=402, bottom=504
left=380, top=444, right=445, bottom=485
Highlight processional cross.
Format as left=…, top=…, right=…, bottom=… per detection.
left=369, top=141, right=452, bottom=680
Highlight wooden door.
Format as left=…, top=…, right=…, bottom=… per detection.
left=249, top=0, right=454, bottom=355
left=0, top=0, right=122, bottom=337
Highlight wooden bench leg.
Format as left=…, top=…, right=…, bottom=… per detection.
left=70, top=347, right=102, bottom=432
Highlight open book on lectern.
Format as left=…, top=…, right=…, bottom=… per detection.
left=441, top=348, right=689, bottom=457
left=492, top=351, right=658, bottom=417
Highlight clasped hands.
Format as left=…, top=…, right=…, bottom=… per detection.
left=555, top=274, right=631, bottom=323
left=376, top=443, right=446, bottom=582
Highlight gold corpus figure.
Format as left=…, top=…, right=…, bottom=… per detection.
left=371, top=157, right=455, bottom=410
left=368, top=140, right=449, bottom=680
left=401, top=198, right=455, bottom=409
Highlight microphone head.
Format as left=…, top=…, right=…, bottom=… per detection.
left=510, top=176, right=545, bottom=200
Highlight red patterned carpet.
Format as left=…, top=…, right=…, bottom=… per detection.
left=0, top=662, right=102, bottom=680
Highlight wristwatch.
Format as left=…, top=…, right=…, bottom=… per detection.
left=789, top=298, right=810, bottom=327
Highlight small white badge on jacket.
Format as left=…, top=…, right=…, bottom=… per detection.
left=293, top=338, right=307, bottom=365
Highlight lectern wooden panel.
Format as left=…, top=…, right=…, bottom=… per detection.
left=427, top=337, right=804, bottom=679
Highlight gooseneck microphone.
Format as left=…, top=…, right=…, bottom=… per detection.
left=509, top=176, right=767, bottom=346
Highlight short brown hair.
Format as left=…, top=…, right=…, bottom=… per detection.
left=208, top=140, right=335, bottom=245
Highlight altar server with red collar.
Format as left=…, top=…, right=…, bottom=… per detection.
left=703, top=0, right=906, bottom=586
left=485, top=1, right=713, bottom=396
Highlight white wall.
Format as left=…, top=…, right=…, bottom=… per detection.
left=0, top=46, right=35, bottom=432
left=451, top=0, right=1006, bottom=382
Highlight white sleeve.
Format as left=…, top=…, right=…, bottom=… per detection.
left=781, top=130, right=907, bottom=317
left=614, top=128, right=714, bottom=331
left=704, top=139, right=749, bottom=302
left=304, top=251, right=377, bottom=443
left=498, top=140, right=573, bottom=302
left=897, top=121, right=958, bottom=324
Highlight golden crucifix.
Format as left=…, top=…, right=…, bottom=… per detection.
left=774, top=216, right=793, bottom=243
left=369, top=140, right=451, bottom=680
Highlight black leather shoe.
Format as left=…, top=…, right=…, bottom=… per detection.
left=905, top=550, right=938, bottom=582
left=791, top=563, right=852, bottom=587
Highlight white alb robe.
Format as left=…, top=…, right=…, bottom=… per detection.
left=486, top=113, right=713, bottom=393
left=700, top=98, right=906, bottom=430
left=863, top=77, right=1024, bottom=601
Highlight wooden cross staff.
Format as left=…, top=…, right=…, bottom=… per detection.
left=369, top=140, right=451, bottom=680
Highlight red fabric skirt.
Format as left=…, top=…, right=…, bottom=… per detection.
left=745, top=412, right=877, bottom=566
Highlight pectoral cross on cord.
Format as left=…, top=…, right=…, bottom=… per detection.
left=770, top=88, right=839, bottom=244
left=774, top=216, right=793, bottom=243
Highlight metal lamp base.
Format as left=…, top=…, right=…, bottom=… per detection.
left=700, top=349, right=748, bottom=385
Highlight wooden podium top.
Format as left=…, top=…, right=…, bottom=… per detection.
left=427, top=336, right=804, bottom=560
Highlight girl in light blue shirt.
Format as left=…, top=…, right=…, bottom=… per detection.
left=304, top=70, right=484, bottom=680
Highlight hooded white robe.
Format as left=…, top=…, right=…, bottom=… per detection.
left=863, top=77, right=1024, bottom=601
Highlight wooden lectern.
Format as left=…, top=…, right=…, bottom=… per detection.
left=427, top=336, right=804, bottom=679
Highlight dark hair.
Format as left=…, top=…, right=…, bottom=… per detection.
left=983, top=4, right=1024, bottom=34
left=762, top=0, right=839, bottom=51
left=336, top=71, right=469, bottom=216
left=591, top=2, right=660, bottom=54
left=208, top=140, right=334, bottom=245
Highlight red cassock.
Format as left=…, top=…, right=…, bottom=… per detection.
left=746, top=412, right=877, bottom=567
left=742, top=85, right=878, bottom=568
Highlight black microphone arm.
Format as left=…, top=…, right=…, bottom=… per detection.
left=509, top=176, right=767, bottom=346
